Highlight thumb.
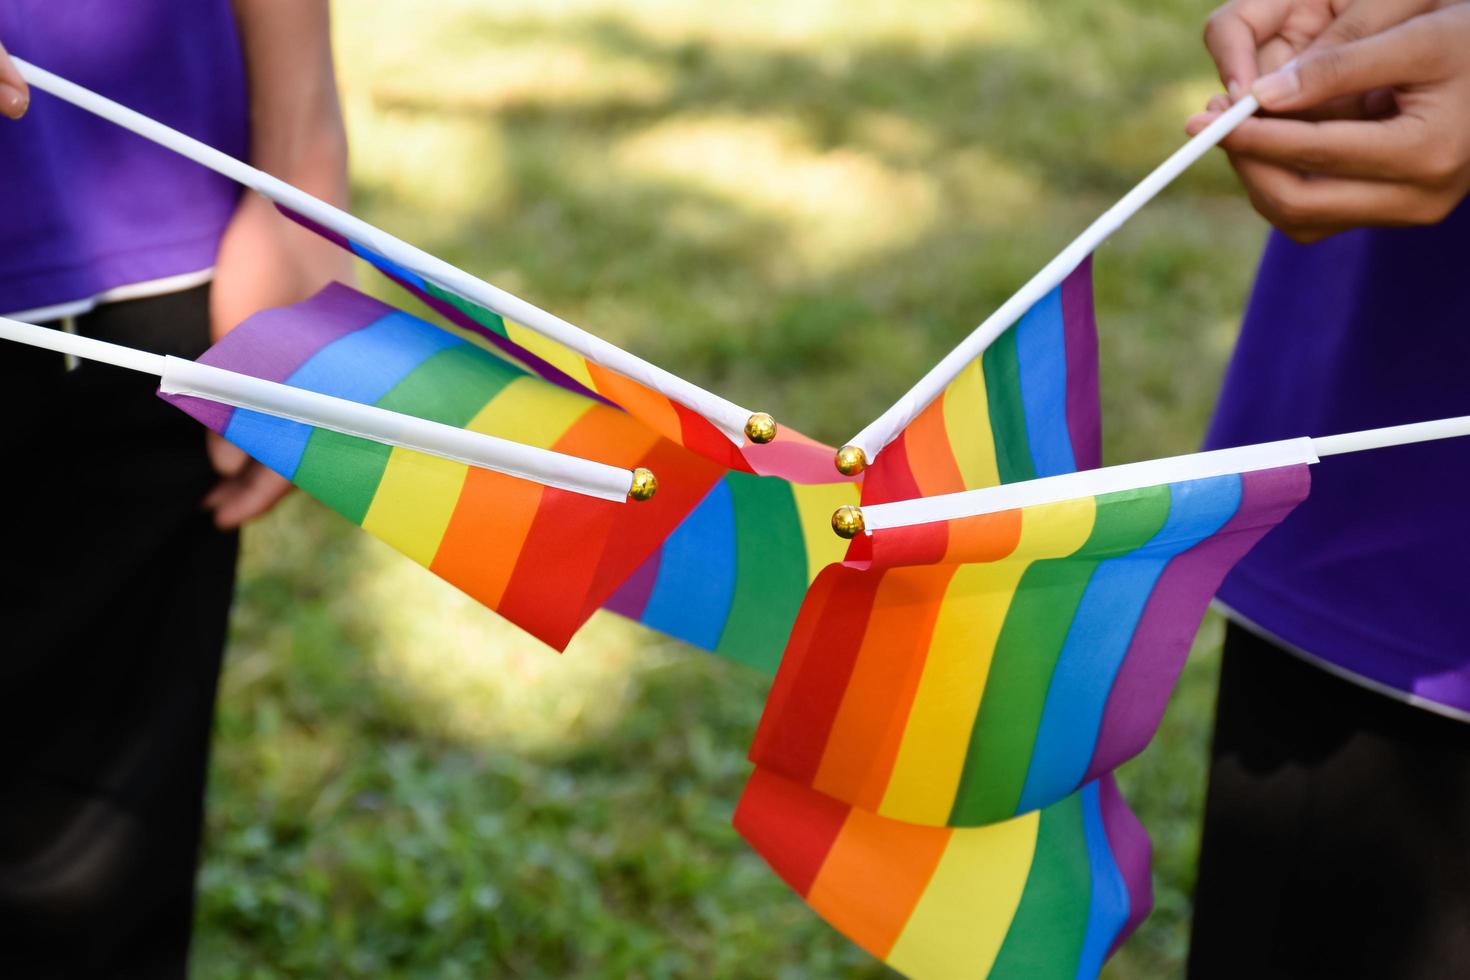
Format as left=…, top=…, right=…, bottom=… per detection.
left=0, top=39, right=30, bottom=119
left=1252, top=15, right=1445, bottom=112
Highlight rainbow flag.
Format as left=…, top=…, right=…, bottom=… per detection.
left=861, top=260, right=1098, bottom=506
left=165, top=283, right=727, bottom=650
left=605, top=472, right=858, bottom=674
left=749, top=465, right=1311, bottom=827
left=282, top=208, right=838, bottom=478
left=735, top=767, right=1151, bottom=979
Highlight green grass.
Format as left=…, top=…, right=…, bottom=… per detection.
left=192, top=1, right=1266, bottom=976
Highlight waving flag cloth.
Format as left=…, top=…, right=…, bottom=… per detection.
left=165, top=283, right=728, bottom=650
left=860, top=259, right=1100, bottom=507
left=735, top=768, right=1151, bottom=979
left=281, top=209, right=833, bottom=478
left=750, top=466, right=1311, bottom=827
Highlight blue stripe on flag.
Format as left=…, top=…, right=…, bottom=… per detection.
left=223, top=311, right=462, bottom=478
left=1018, top=474, right=1244, bottom=812
left=640, top=479, right=738, bottom=650
left=1075, top=781, right=1131, bottom=979
left=1015, top=286, right=1077, bottom=477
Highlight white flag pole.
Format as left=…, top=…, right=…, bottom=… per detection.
left=835, top=95, right=1262, bottom=476
left=840, top=414, right=1470, bottom=536
left=0, top=316, right=653, bottom=503
left=11, top=56, right=770, bottom=449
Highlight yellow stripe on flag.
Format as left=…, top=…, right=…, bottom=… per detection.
left=465, top=376, right=594, bottom=448
left=942, top=359, right=1001, bottom=491
left=878, top=496, right=1096, bottom=824
left=886, top=809, right=1040, bottom=979
left=503, top=320, right=598, bottom=390
left=362, top=448, right=470, bottom=568
left=791, top=481, right=862, bottom=581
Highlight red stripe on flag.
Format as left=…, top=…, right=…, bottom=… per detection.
left=733, top=767, right=849, bottom=898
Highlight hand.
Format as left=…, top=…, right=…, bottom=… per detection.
left=0, top=37, right=29, bottom=118
left=1190, top=3, right=1470, bottom=242
left=204, top=0, right=353, bottom=529
left=1200, top=0, right=1443, bottom=100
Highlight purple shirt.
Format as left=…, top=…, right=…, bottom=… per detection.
left=1206, top=201, right=1470, bottom=718
left=0, top=0, right=247, bottom=314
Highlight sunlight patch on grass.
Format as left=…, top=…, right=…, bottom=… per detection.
left=337, top=0, right=1040, bottom=54
left=1099, top=75, right=1235, bottom=179
left=345, top=99, right=511, bottom=220
left=616, top=113, right=940, bottom=278
left=350, top=532, right=664, bottom=754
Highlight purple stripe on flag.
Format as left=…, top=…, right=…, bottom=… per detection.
left=1083, top=464, right=1312, bottom=781
left=276, top=204, right=616, bottom=408
left=604, top=549, right=662, bottom=621
left=1099, top=773, right=1153, bottom=957
left=160, top=283, right=384, bottom=431
left=1061, top=256, right=1101, bottom=472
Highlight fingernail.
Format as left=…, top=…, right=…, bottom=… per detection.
left=1253, top=61, right=1300, bottom=107
left=1227, top=80, right=1244, bottom=102
left=0, top=84, right=28, bottom=119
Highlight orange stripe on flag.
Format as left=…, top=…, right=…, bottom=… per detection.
left=807, top=805, right=951, bottom=960
left=585, top=363, right=685, bottom=446
left=813, top=564, right=958, bottom=812
left=904, top=394, right=967, bottom=498
left=430, top=469, right=545, bottom=609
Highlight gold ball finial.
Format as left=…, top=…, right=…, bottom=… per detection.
left=745, top=412, right=778, bottom=444
left=629, top=467, right=658, bottom=502
left=835, top=444, right=867, bottom=476
left=831, top=504, right=866, bottom=539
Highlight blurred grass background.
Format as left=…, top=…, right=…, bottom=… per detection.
left=192, top=0, right=1268, bottom=976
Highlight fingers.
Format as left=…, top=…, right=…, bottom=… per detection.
left=206, top=430, right=250, bottom=477
left=1219, top=114, right=1442, bottom=181
left=204, top=460, right=293, bottom=530
left=1227, top=152, right=1459, bottom=241
left=1253, top=11, right=1458, bottom=112
left=1203, top=0, right=1292, bottom=94
left=1305, top=0, right=1440, bottom=53
left=0, top=39, right=30, bottom=119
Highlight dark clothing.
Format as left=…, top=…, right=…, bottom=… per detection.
left=0, top=286, right=237, bottom=978
left=1189, top=623, right=1470, bottom=980
left=1205, top=202, right=1470, bottom=717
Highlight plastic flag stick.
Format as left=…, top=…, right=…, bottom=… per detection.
left=0, top=315, right=648, bottom=502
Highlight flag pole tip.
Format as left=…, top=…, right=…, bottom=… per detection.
left=831, top=504, right=865, bottom=539
left=835, top=445, right=867, bottom=476
left=744, top=412, right=778, bottom=444
left=629, top=467, right=659, bottom=502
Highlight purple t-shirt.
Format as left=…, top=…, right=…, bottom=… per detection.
left=1206, top=200, right=1470, bottom=718
left=0, top=0, right=247, bottom=315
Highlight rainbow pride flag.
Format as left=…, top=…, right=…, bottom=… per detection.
left=735, top=767, right=1150, bottom=979
left=165, top=283, right=727, bottom=650
left=282, top=208, right=838, bottom=478
left=749, top=466, right=1311, bottom=827
left=861, top=260, right=1098, bottom=506
left=605, top=472, right=857, bottom=674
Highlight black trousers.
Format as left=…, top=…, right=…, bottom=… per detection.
left=0, top=287, right=237, bottom=978
left=1190, top=622, right=1470, bottom=979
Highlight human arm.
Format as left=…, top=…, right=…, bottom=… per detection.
left=206, top=0, right=355, bottom=529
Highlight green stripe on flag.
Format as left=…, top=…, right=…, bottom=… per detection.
left=714, top=473, right=809, bottom=676
left=377, top=343, right=522, bottom=424
left=950, top=485, right=1171, bottom=825
left=423, top=280, right=510, bottom=338
left=988, top=792, right=1094, bottom=978
left=982, top=329, right=1035, bottom=484
left=294, top=429, right=394, bottom=526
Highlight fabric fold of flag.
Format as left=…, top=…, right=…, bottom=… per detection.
left=163, top=283, right=727, bottom=651
left=734, top=767, right=1151, bottom=979
left=279, top=207, right=838, bottom=480
left=749, top=465, right=1311, bottom=827
left=861, top=259, right=1099, bottom=507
